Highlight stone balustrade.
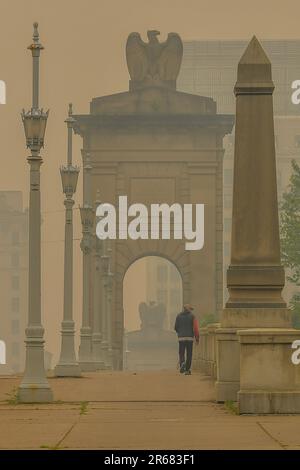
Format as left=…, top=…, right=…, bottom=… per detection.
left=195, top=323, right=220, bottom=379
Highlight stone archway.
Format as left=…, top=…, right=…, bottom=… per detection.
left=72, top=31, right=234, bottom=370
left=113, top=240, right=191, bottom=370
left=122, top=254, right=183, bottom=371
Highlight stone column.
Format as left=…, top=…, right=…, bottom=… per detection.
left=18, top=23, right=53, bottom=403
left=55, top=104, right=80, bottom=377
left=78, top=154, right=96, bottom=371
left=216, top=36, right=292, bottom=403
left=91, top=191, right=105, bottom=369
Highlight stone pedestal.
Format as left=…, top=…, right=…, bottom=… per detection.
left=238, top=329, right=300, bottom=413
left=215, top=328, right=240, bottom=402
left=92, top=334, right=106, bottom=370
left=216, top=308, right=292, bottom=402
left=55, top=320, right=81, bottom=377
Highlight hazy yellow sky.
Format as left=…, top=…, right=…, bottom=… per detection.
left=0, top=0, right=299, bottom=361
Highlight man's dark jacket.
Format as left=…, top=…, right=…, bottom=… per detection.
left=174, top=310, right=199, bottom=340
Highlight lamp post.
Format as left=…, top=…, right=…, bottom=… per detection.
left=78, top=154, right=95, bottom=370
left=55, top=104, right=80, bottom=377
left=92, top=190, right=105, bottom=369
left=107, top=269, right=114, bottom=368
left=100, top=242, right=110, bottom=367
left=18, top=23, right=53, bottom=403
left=106, top=245, right=114, bottom=368
left=123, top=329, right=130, bottom=370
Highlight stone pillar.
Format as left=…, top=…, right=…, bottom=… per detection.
left=55, top=105, right=81, bottom=377
left=216, top=36, right=292, bottom=404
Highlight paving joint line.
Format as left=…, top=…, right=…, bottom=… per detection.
left=54, top=421, right=78, bottom=449
left=256, top=421, right=287, bottom=450
left=53, top=402, right=90, bottom=449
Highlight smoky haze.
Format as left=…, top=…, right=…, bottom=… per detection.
left=0, top=0, right=299, bottom=365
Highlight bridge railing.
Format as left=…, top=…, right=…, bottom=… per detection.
left=194, top=322, right=220, bottom=379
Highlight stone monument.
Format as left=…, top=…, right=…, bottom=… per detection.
left=73, top=31, right=233, bottom=369
left=216, top=36, right=300, bottom=413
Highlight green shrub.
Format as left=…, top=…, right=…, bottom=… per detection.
left=199, top=313, right=218, bottom=327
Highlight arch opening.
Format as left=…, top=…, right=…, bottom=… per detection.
left=122, top=255, right=183, bottom=371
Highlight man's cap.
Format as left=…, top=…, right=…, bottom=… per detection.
left=184, top=303, right=194, bottom=311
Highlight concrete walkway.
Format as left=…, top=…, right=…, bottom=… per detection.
left=0, top=370, right=300, bottom=449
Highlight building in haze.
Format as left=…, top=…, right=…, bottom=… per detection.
left=145, top=257, right=182, bottom=330
left=178, top=39, right=300, bottom=305
left=0, top=191, right=28, bottom=375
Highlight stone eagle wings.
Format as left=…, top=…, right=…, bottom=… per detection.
left=126, top=30, right=183, bottom=82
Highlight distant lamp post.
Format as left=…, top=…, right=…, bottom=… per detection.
left=106, top=245, right=114, bottom=368
left=100, top=245, right=110, bottom=367
left=79, top=196, right=95, bottom=370
left=92, top=190, right=105, bottom=369
left=55, top=104, right=81, bottom=377
left=18, top=23, right=53, bottom=403
left=107, top=268, right=114, bottom=368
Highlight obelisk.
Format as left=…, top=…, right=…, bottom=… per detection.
left=224, top=36, right=290, bottom=325
left=216, top=37, right=291, bottom=403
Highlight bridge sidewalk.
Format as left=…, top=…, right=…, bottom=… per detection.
left=0, top=370, right=299, bottom=449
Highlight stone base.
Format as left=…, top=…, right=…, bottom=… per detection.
left=94, top=361, right=106, bottom=370
left=238, top=328, right=300, bottom=414
left=18, top=385, right=53, bottom=403
left=221, top=308, right=291, bottom=328
left=215, top=328, right=240, bottom=402
left=215, top=380, right=240, bottom=403
left=238, top=391, right=300, bottom=414
left=54, top=363, right=81, bottom=377
left=79, top=361, right=97, bottom=372
left=200, top=359, right=215, bottom=376
left=206, top=360, right=215, bottom=377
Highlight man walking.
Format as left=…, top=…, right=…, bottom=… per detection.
left=174, top=304, right=199, bottom=375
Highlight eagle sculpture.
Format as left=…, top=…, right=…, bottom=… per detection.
left=126, top=30, right=183, bottom=83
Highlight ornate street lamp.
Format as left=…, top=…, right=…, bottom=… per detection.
left=18, top=23, right=53, bottom=403
left=21, top=109, right=48, bottom=151
left=55, top=104, right=81, bottom=377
